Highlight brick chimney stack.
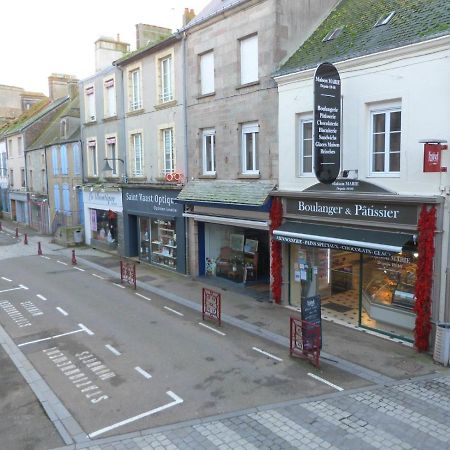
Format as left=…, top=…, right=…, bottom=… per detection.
left=182, top=8, right=196, bottom=27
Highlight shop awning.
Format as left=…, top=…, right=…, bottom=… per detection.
left=175, top=180, right=276, bottom=210
left=273, top=221, right=414, bottom=256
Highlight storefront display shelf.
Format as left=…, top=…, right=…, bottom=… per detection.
left=152, top=251, right=176, bottom=259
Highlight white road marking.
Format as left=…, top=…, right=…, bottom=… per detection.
left=56, top=307, right=69, bottom=316
left=198, top=322, right=226, bottom=336
left=41, top=256, right=50, bottom=260
left=57, top=260, right=68, bottom=266
left=19, top=284, right=29, bottom=290
left=252, top=347, right=283, bottom=362
left=308, top=372, right=344, bottom=391
left=135, top=293, right=151, bottom=301
left=18, top=328, right=84, bottom=347
left=0, top=285, right=28, bottom=294
left=92, top=273, right=104, bottom=279
left=74, top=267, right=85, bottom=272
left=1, top=277, right=12, bottom=282
left=164, top=306, right=184, bottom=316
left=135, top=366, right=152, bottom=379
left=113, top=283, right=125, bottom=289
left=88, top=391, right=183, bottom=438
left=105, top=344, right=121, bottom=356
left=79, top=323, right=94, bottom=335
left=36, top=294, right=47, bottom=301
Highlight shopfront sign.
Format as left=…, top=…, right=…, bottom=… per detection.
left=85, top=190, right=121, bottom=208
left=122, top=188, right=182, bottom=216
left=314, top=62, right=341, bottom=185
left=286, top=198, right=418, bottom=226
left=304, top=179, right=393, bottom=194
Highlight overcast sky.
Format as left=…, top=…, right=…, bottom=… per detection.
left=1, top=0, right=210, bottom=95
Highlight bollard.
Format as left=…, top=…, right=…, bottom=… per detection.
left=71, top=249, right=77, bottom=265
left=24, top=233, right=28, bottom=245
left=15, top=227, right=19, bottom=238
left=37, top=242, right=42, bottom=256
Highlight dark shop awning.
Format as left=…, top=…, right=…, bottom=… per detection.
left=273, top=221, right=414, bottom=257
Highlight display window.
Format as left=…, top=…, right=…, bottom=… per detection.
left=139, top=217, right=177, bottom=269
left=90, top=209, right=117, bottom=246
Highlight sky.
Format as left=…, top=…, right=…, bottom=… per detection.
left=0, top=0, right=211, bottom=95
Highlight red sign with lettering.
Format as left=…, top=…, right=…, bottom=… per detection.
left=423, top=144, right=442, bottom=172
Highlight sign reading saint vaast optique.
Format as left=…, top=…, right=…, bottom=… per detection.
left=314, top=62, right=341, bottom=184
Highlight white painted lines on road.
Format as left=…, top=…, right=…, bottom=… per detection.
left=36, top=294, right=47, bottom=301
left=73, top=267, right=85, bottom=272
left=19, top=284, right=29, bottom=290
left=105, top=344, right=121, bottom=356
left=0, top=285, right=28, bottom=294
left=198, top=322, right=226, bottom=336
left=1, top=277, right=12, bottom=282
left=88, top=390, right=183, bottom=438
left=252, top=347, right=283, bottom=362
left=57, top=260, right=68, bottom=266
left=164, top=306, right=184, bottom=316
left=135, top=366, right=152, bottom=379
left=56, top=307, right=69, bottom=316
left=135, top=292, right=151, bottom=301
left=308, top=372, right=344, bottom=391
left=18, top=328, right=85, bottom=347
left=92, top=273, right=105, bottom=280
left=79, top=323, right=94, bottom=335
left=41, top=256, right=50, bottom=260
left=113, top=283, right=125, bottom=289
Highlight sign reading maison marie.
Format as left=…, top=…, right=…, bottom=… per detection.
left=314, top=62, right=341, bottom=185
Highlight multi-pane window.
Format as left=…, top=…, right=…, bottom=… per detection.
left=299, top=120, right=313, bottom=175
left=104, top=78, right=116, bottom=117
left=106, top=137, right=117, bottom=175
left=202, top=129, right=216, bottom=175
left=85, top=86, right=96, bottom=121
left=1, top=152, right=7, bottom=176
left=131, top=133, right=143, bottom=177
left=162, top=128, right=175, bottom=174
left=87, top=140, right=98, bottom=176
left=240, top=34, right=258, bottom=85
left=129, top=68, right=142, bottom=111
left=371, top=109, right=401, bottom=173
left=160, top=56, right=173, bottom=102
left=200, top=51, right=215, bottom=95
left=241, top=122, right=259, bottom=174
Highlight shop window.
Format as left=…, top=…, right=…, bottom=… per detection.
left=139, top=217, right=177, bottom=270
left=90, top=209, right=117, bottom=246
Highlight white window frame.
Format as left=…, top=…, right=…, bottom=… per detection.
left=130, top=132, right=144, bottom=177
left=202, top=129, right=216, bottom=175
left=298, top=118, right=314, bottom=176
left=160, top=55, right=173, bottom=103
left=104, top=76, right=117, bottom=117
left=128, top=65, right=142, bottom=111
left=200, top=51, right=215, bottom=95
left=87, top=139, right=98, bottom=176
left=240, top=34, right=258, bottom=85
left=241, top=122, right=259, bottom=174
left=105, top=135, right=118, bottom=175
left=161, top=128, right=175, bottom=175
left=85, top=85, right=96, bottom=122
left=369, top=106, right=401, bottom=176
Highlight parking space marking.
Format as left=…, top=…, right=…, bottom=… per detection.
left=135, top=366, right=152, bottom=379
left=113, top=283, right=125, bottom=289
left=0, top=300, right=32, bottom=327
left=20, top=301, right=44, bottom=316
left=57, top=260, right=68, bottom=266
left=18, top=328, right=85, bottom=347
left=56, top=307, right=69, bottom=316
left=164, top=306, right=184, bottom=316
left=105, top=344, right=121, bottom=356
left=79, top=323, right=94, bottom=335
left=0, top=285, right=28, bottom=294
left=135, top=293, right=151, bottom=301
left=88, top=390, right=183, bottom=439
left=198, top=322, right=226, bottom=336
left=74, top=267, right=85, bottom=272
left=252, top=347, right=283, bottom=362
left=36, top=294, right=47, bottom=301
left=308, top=372, right=344, bottom=391
left=1, top=277, right=12, bottom=282
left=92, top=273, right=104, bottom=279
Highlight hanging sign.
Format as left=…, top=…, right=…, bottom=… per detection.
left=314, top=62, right=341, bottom=184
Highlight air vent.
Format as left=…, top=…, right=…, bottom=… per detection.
left=374, top=11, right=395, bottom=27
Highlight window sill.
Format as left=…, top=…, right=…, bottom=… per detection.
left=367, top=173, right=400, bottom=178
left=154, top=100, right=177, bottom=110
left=126, top=108, right=144, bottom=117
left=83, top=120, right=97, bottom=126
left=103, top=115, right=118, bottom=122
left=103, top=176, right=121, bottom=182
left=197, top=92, right=215, bottom=100
left=86, top=177, right=100, bottom=183
left=127, top=176, right=148, bottom=183
left=237, top=172, right=261, bottom=179
left=199, top=173, right=217, bottom=179
left=236, top=80, right=260, bottom=90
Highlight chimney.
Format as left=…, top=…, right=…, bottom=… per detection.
left=135, top=24, right=172, bottom=50
left=95, top=36, right=130, bottom=72
left=48, top=74, right=79, bottom=101
left=182, top=8, right=196, bottom=27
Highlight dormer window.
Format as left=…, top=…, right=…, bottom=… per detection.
left=374, top=11, right=395, bottom=27
left=323, top=27, right=343, bottom=42
left=60, top=118, right=67, bottom=139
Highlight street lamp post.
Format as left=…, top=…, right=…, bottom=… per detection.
left=102, top=158, right=127, bottom=183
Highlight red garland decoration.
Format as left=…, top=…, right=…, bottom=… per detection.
left=414, top=205, right=436, bottom=351
left=270, top=197, right=283, bottom=304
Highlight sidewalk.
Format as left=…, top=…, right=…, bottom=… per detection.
left=2, top=216, right=445, bottom=382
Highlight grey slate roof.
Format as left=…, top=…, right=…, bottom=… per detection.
left=177, top=180, right=276, bottom=206
left=277, top=0, right=450, bottom=76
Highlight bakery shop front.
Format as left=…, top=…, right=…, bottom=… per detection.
left=272, top=188, right=442, bottom=342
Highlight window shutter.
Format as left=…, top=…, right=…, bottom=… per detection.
left=200, top=52, right=215, bottom=95
left=240, top=35, right=258, bottom=84
left=54, top=184, right=60, bottom=211
left=73, top=144, right=81, bottom=175
left=62, top=183, right=70, bottom=213
left=52, top=146, right=59, bottom=175
left=61, top=145, right=68, bottom=175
